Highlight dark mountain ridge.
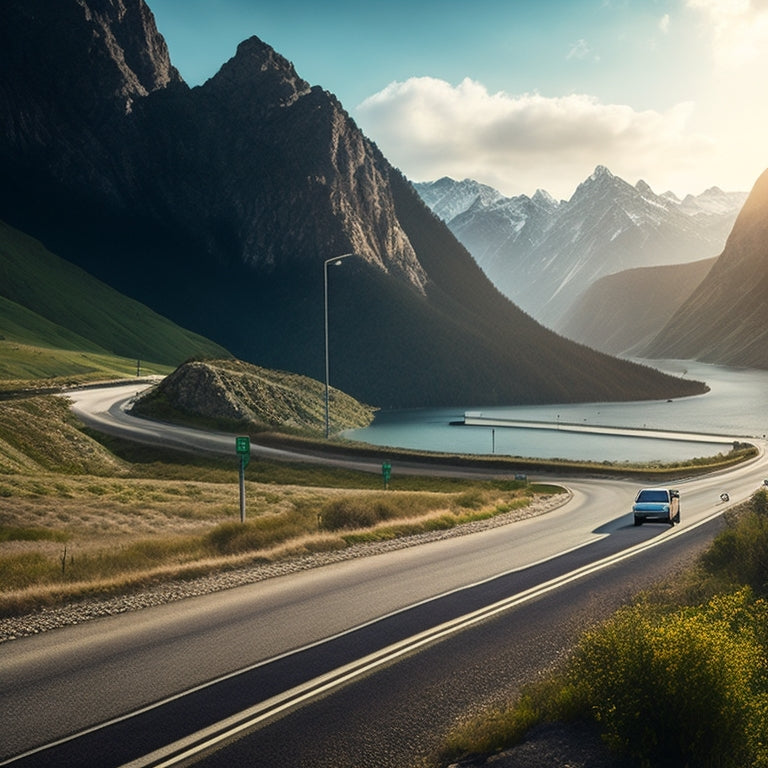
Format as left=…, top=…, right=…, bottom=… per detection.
left=645, top=168, right=768, bottom=368
left=0, top=0, right=706, bottom=407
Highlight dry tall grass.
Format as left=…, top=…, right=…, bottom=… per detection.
left=0, top=395, right=559, bottom=615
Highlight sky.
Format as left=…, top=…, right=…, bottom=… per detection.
left=148, top=0, right=767, bottom=200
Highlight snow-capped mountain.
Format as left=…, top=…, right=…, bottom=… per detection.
left=415, top=176, right=507, bottom=222
left=414, top=167, right=746, bottom=331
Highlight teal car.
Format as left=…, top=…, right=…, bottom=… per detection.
left=633, top=488, right=680, bottom=526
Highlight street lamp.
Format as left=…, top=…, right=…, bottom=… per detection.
left=324, top=253, right=355, bottom=438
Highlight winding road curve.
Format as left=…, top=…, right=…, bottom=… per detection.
left=2, top=384, right=767, bottom=767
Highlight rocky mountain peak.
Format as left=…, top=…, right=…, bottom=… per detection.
left=413, top=177, right=504, bottom=222
left=679, top=186, right=749, bottom=216
left=634, top=179, right=654, bottom=196
left=1, top=0, right=182, bottom=132
left=532, top=188, right=557, bottom=205
left=415, top=168, right=746, bottom=332
left=591, top=164, right=614, bottom=180
left=205, top=36, right=311, bottom=108
left=79, top=0, right=182, bottom=100
left=60, top=0, right=183, bottom=117
left=570, top=164, right=633, bottom=205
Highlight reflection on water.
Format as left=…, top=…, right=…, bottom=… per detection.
left=344, top=360, right=768, bottom=462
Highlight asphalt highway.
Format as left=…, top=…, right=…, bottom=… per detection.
left=2, top=384, right=766, bottom=766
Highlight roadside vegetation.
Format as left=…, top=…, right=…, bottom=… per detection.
left=436, top=488, right=768, bottom=768
left=0, top=374, right=759, bottom=622
left=0, top=393, right=561, bottom=617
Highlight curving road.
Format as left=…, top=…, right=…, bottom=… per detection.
left=2, top=384, right=767, bottom=766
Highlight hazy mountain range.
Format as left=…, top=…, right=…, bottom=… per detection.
left=0, top=0, right=706, bottom=407
left=559, top=257, right=718, bottom=356
left=415, top=170, right=746, bottom=332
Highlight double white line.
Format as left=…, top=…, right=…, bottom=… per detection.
left=2, top=510, right=718, bottom=768
left=120, top=511, right=720, bottom=768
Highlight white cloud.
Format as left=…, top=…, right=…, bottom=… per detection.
left=566, top=39, right=592, bottom=60
left=687, top=0, right=768, bottom=69
left=355, top=77, right=714, bottom=198
left=659, top=13, right=671, bottom=33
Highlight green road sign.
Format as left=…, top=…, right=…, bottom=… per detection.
left=382, top=462, right=391, bottom=486
left=236, top=436, right=251, bottom=468
left=235, top=437, right=250, bottom=522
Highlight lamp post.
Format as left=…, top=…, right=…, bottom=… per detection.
left=324, top=253, right=355, bottom=439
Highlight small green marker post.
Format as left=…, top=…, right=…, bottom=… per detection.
left=235, top=436, right=251, bottom=522
left=382, top=461, right=392, bottom=490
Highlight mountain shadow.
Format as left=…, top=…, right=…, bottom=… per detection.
left=0, top=0, right=707, bottom=407
left=560, top=257, right=717, bottom=356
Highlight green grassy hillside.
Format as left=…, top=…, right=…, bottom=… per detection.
left=0, top=294, right=104, bottom=352
left=0, top=340, right=175, bottom=388
left=0, top=219, right=229, bottom=384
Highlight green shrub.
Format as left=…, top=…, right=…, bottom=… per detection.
left=567, top=590, right=768, bottom=767
left=701, top=488, right=768, bottom=597
left=0, top=526, right=69, bottom=543
left=453, top=490, right=485, bottom=509
left=753, top=488, right=768, bottom=517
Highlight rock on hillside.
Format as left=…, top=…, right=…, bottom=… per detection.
left=132, top=360, right=375, bottom=435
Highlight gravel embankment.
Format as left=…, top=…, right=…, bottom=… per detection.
left=0, top=492, right=569, bottom=643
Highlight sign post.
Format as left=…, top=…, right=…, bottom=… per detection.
left=235, top=436, right=251, bottom=522
left=382, top=461, right=392, bottom=490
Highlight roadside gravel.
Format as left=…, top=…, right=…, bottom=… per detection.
left=0, top=491, right=569, bottom=643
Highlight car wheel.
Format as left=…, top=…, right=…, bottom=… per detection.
left=634, top=516, right=642, bottom=526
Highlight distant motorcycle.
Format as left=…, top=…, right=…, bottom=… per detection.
left=720, top=492, right=730, bottom=502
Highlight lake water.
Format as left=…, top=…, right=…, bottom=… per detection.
left=344, top=360, right=768, bottom=462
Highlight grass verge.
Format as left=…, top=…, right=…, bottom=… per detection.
left=0, top=393, right=758, bottom=628
left=0, top=399, right=562, bottom=616
left=0, top=478, right=556, bottom=616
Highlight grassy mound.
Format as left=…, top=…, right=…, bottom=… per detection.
left=131, top=358, right=376, bottom=435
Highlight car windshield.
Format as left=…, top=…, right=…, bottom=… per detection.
left=637, top=490, right=668, bottom=502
